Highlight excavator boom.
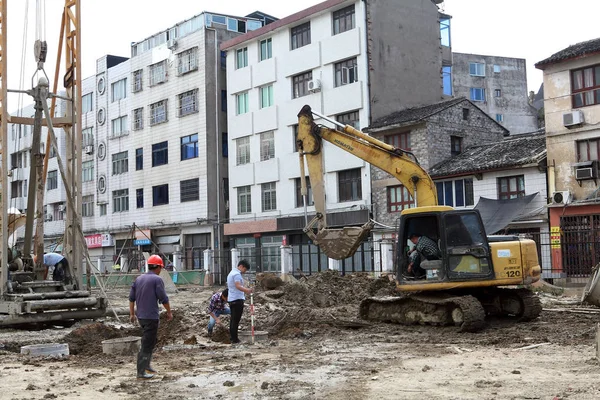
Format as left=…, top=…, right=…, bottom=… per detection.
left=296, top=105, right=437, bottom=259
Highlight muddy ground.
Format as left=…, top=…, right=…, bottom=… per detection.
left=1, top=271, right=600, bottom=400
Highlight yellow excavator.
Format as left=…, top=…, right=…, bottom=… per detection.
left=297, top=105, right=542, bottom=332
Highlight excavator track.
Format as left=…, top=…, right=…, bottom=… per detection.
left=359, top=294, right=486, bottom=332
left=483, top=288, right=542, bottom=322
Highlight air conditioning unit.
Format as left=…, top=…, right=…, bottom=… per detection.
left=44, top=214, right=53, bottom=222
left=84, top=145, right=94, bottom=155
left=552, top=191, right=571, bottom=205
left=563, top=110, right=584, bottom=127
left=308, top=79, right=321, bottom=93
left=575, top=166, right=596, bottom=180
left=167, top=39, right=178, bottom=50
left=58, top=205, right=66, bottom=212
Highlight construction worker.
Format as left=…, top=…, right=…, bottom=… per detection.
left=206, top=288, right=230, bottom=336
left=226, top=259, right=253, bottom=344
left=34, top=252, right=71, bottom=284
left=129, top=254, right=173, bottom=380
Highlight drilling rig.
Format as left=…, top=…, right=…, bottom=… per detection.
left=0, top=0, right=106, bottom=326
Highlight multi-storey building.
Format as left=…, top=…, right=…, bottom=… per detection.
left=10, top=12, right=266, bottom=272
left=535, top=37, right=600, bottom=280
left=453, top=53, right=538, bottom=134
left=221, top=0, right=450, bottom=273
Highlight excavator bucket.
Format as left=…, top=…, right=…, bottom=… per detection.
left=306, top=221, right=375, bottom=260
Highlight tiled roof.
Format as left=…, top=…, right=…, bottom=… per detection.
left=429, top=132, right=546, bottom=178
left=535, top=37, right=600, bottom=69
left=367, top=97, right=468, bottom=130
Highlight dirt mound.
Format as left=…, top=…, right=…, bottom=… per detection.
left=157, top=309, right=194, bottom=347
left=63, top=323, right=137, bottom=356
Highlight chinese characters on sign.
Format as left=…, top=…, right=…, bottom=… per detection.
left=550, top=227, right=561, bottom=249
left=85, top=234, right=114, bottom=248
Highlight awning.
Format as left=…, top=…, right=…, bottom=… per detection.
left=474, top=193, right=538, bottom=234
left=155, top=235, right=180, bottom=244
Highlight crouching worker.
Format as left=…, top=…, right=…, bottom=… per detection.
left=207, top=288, right=230, bottom=336
left=129, top=254, right=173, bottom=380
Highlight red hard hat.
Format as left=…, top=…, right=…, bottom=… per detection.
left=147, top=255, right=164, bottom=267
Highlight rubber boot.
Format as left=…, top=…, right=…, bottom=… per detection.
left=137, top=352, right=154, bottom=379
left=146, top=353, right=157, bottom=373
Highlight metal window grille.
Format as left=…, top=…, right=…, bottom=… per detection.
left=133, top=108, right=143, bottom=130
left=150, top=100, right=168, bottom=125
left=180, top=178, right=200, bottom=202
left=132, top=70, right=143, bottom=92
left=178, top=89, right=198, bottom=117
left=178, top=47, right=198, bottom=75
left=149, top=60, right=167, bottom=86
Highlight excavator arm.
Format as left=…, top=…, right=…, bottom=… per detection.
left=297, top=105, right=437, bottom=260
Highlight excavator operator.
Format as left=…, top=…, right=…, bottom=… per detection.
left=407, top=233, right=441, bottom=279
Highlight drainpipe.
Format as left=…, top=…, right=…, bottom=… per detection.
left=362, top=0, right=372, bottom=127
left=207, top=26, right=221, bottom=256
left=548, top=163, right=556, bottom=199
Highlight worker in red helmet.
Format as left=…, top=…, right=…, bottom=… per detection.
left=129, top=254, right=173, bottom=380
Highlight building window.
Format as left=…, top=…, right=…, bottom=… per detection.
left=294, top=177, right=314, bottom=207
left=82, top=93, right=93, bottom=113
left=111, top=78, right=127, bottom=102
left=260, top=85, right=274, bottom=108
left=388, top=185, right=414, bottom=212
left=292, top=124, right=299, bottom=153
left=150, top=99, right=168, bottom=125
left=99, top=204, right=107, bottom=216
left=178, top=47, right=198, bottom=75
left=181, top=134, right=198, bottom=160
left=259, top=38, right=272, bottom=61
left=236, top=92, right=249, bottom=114
left=152, top=141, right=168, bottom=167
left=136, top=188, right=144, bottom=209
left=496, top=114, right=504, bottom=122
left=222, top=132, right=228, bottom=157
left=47, top=170, right=58, bottom=190
left=571, top=64, right=600, bottom=107
left=10, top=151, right=27, bottom=169
left=181, top=178, right=200, bottom=202
left=136, top=148, right=143, bottom=170
left=470, top=88, right=485, bottom=102
left=132, top=69, right=143, bottom=93
left=494, top=89, right=502, bottom=97
left=10, top=180, right=25, bottom=198
left=469, top=62, right=485, bottom=77
left=333, top=5, right=355, bottom=35
left=338, top=168, right=362, bottom=202
left=82, top=127, right=94, bottom=146
left=149, top=60, right=167, bottom=86
left=220, top=50, right=227, bottom=69
left=236, top=136, right=250, bottom=165
left=493, top=64, right=501, bottom=73
left=133, top=108, right=143, bottom=130
left=236, top=47, right=248, bottom=69
left=111, top=115, right=128, bottom=137
left=152, top=184, right=169, bottom=206
left=261, top=182, right=277, bottom=211
left=237, top=185, right=252, bottom=214
left=440, top=16, right=451, bottom=47
left=82, top=195, right=94, bottom=217
left=498, top=175, right=525, bottom=200
left=112, top=189, right=129, bottom=213
left=462, top=108, right=470, bottom=120
left=337, top=110, right=360, bottom=130
left=577, top=138, right=600, bottom=162
left=112, top=151, right=128, bottom=175
left=82, top=160, right=94, bottom=182
left=221, top=90, right=227, bottom=112
left=178, top=89, right=199, bottom=117
left=292, top=71, right=312, bottom=98
left=385, top=132, right=411, bottom=150
left=442, top=66, right=452, bottom=96
left=451, top=136, right=463, bottom=156
left=260, top=131, right=275, bottom=161
left=436, top=179, right=474, bottom=207
left=291, top=22, right=311, bottom=50
left=334, top=58, right=358, bottom=87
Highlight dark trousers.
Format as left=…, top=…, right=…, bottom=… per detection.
left=137, top=319, right=159, bottom=376
left=228, top=300, right=245, bottom=343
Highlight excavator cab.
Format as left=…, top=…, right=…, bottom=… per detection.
left=397, top=207, right=495, bottom=285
